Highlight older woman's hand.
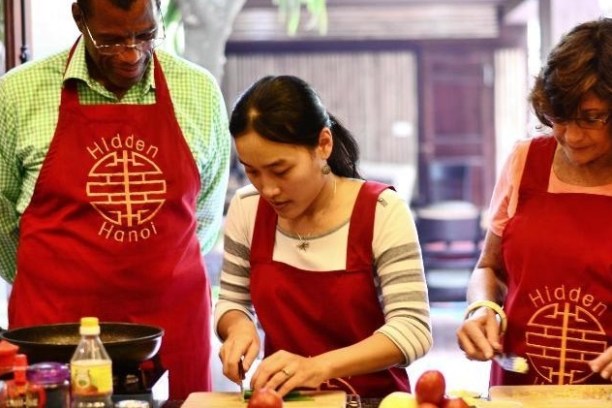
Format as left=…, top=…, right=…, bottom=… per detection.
left=456, top=307, right=504, bottom=361
left=589, top=346, right=612, bottom=381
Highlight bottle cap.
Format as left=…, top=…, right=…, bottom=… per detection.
left=13, top=354, right=27, bottom=368
left=13, top=354, right=28, bottom=382
left=79, top=317, right=101, bottom=335
left=27, top=362, right=70, bottom=385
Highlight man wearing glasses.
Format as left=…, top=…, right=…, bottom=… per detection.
left=0, top=0, right=230, bottom=399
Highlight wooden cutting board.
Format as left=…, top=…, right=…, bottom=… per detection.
left=489, top=384, right=612, bottom=408
left=181, top=391, right=347, bottom=408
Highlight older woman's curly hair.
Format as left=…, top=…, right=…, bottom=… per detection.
left=529, top=18, right=612, bottom=127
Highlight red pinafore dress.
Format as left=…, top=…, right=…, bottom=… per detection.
left=249, top=181, right=409, bottom=398
left=9, top=46, right=212, bottom=399
left=496, top=136, right=612, bottom=385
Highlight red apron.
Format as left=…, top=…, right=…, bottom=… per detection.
left=9, top=46, right=212, bottom=399
left=250, top=181, right=409, bottom=398
left=496, top=136, right=612, bottom=385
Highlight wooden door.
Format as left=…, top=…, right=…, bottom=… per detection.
left=418, top=46, right=496, bottom=208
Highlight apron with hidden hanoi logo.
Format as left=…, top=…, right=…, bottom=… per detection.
left=9, top=44, right=212, bottom=400
left=497, top=136, right=612, bottom=385
left=250, top=181, right=409, bottom=398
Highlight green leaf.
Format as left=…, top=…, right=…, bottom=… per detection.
left=163, top=0, right=328, bottom=37
left=243, top=390, right=314, bottom=401
left=276, top=0, right=328, bottom=36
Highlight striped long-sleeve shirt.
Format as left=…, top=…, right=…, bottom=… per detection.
left=214, top=182, right=433, bottom=366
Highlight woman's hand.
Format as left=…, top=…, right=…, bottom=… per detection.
left=589, top=346, right=612, bottom=381
left=218, top=317, right=261, bottom=384
left=249, top=350, right=330, bottom=397
left=456, top=307, right=504, bottom=361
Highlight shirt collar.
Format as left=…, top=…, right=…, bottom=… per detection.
left=62, top=36, right=156, bottom=99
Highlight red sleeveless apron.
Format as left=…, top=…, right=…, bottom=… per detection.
left=250, top=181, right=409, bottom=398
left=496, top=136, right=612, bottom=385
left=9, top=46, right=212, bottom=399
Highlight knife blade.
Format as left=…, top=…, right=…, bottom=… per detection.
left=493, top=353, right=529, bottom=373
left=238, top=359, right=246, bottom=401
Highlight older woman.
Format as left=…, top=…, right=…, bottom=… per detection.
left=457, top=18, right=612, bottom=386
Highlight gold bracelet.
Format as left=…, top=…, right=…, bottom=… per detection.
left=464, top=300, right=507, bottom=334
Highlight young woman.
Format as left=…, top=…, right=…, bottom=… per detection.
left=214, top=75, right=432, bottom=398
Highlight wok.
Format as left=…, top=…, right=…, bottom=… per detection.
left=0, top=322, right=163, bottom=367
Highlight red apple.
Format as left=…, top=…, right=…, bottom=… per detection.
left=441, top=397, right=470, bottom=408
left=247, top=387, right=283, bottom=408
left=418, top=403, right=439, bottom=408
left=415, top=370, right=446, bottom=405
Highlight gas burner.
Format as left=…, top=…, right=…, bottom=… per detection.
left=111, top=358, right=168, bottom=408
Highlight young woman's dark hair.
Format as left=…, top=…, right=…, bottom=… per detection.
left=229, top=75, right=362, bottom=179
left=529, top=17, right=612, bottom=127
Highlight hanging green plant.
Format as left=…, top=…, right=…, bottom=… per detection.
left=273, top=0, right=328, bottom=36
left=0, top=5, right=4, bottom=41
left=162, top=0, right=183, bottom=54
left=163, top=0, right=328, bottom=38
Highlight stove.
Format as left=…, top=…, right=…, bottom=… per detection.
left=111, top=358, right=169, bottom=408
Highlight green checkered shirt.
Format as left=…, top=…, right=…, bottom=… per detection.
left=0, top=38, right=231, bottom=283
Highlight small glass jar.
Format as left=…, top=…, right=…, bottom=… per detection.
left=27, top=363, right=70, bottom=408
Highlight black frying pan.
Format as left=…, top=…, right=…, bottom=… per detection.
left=0, top=322, right=163, bottom=367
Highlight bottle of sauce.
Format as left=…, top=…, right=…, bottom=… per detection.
left=0, top=341, right=19, bottom=377
left=70, top=317, right=113, bottom=408
left=5, top=354, right=45, bottom=408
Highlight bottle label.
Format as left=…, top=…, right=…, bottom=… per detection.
left=70, top=360, right=113, bottom=396
left=5, top=383, right=45, bottom=408
left=5, top=396, right=41, bottom=408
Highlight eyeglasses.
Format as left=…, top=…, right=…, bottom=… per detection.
left=543, top=112, right=612, bottom=130
left=81, top=15, right=166, bottom=56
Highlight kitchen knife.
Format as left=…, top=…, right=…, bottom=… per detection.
left=238, top=360, right=246, bottom=402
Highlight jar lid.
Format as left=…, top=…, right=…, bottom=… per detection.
left=115, top=400, right=150, bottom=408
left=27, top=362, right=70, bottom=385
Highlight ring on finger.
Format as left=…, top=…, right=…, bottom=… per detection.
left=281, top=368, right=293, bottom=377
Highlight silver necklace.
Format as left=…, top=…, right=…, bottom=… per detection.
left=295, top=232, right=310, bottom=251
left=293, top=176, right=337, bottom=252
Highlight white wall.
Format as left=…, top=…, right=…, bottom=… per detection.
left=31, top=0, right=78, bottom=60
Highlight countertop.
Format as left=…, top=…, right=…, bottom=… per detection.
left=162, top=397, right=383, bottom=408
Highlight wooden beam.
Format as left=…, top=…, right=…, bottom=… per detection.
left=231, top=3, right=500, bottom=41
left=4, top=0, right=19, bottom=71
left=501, top=0, right=528, bottom=15
left=539, top=0, right=552, bottom=61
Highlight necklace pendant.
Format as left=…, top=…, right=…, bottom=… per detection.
left=297, top=240, right=310, bottom=251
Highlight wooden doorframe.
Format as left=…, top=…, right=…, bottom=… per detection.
left=416, top=43, right=497, bottom=208
left=3, top=0, right=31, bottom=72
